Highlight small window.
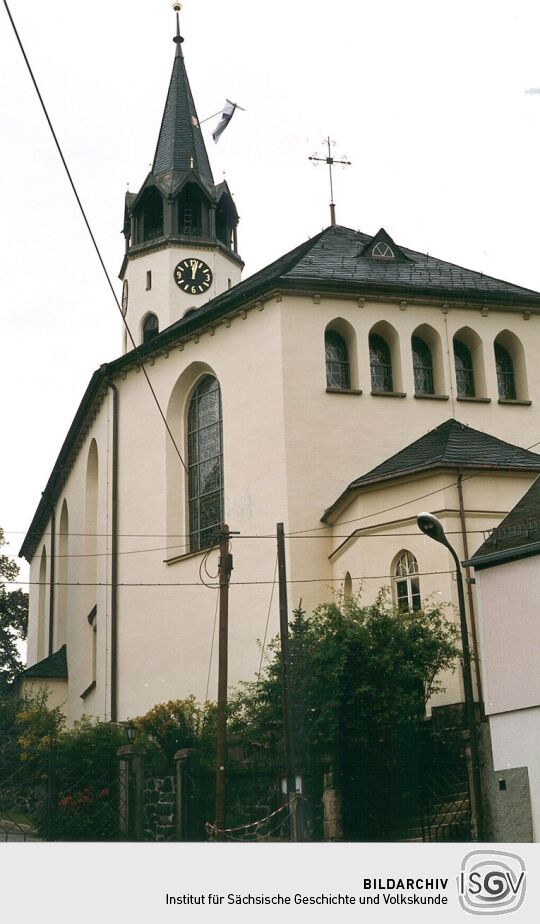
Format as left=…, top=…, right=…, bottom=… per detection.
left=412, top=336, right=434, bottom=395
left=325, top=330, right=351, bottom=389
left=454, top=339, right=475, bottom=397
left=143, top=313, right=159, bottom=344
left=495, top=343, right=516, bottom=399
left=394, top=551, right=421, bottom=612
left=372, top=241, right=394, bottom=259
left=369, top=333, right=393, bottom=392
left=146, top=271, right=152, bottom=291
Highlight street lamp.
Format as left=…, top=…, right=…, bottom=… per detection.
left=124, top=721, right=137, bottom=743
left=417, top=512, right=483, bottom=841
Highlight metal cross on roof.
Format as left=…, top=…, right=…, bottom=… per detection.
left=309, top=137, right=351, bottom=226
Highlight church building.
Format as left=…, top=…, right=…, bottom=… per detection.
left=20, top=17, right=540, bottom=727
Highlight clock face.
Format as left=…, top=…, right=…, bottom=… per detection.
left=174, top=258, right=213, bottom=294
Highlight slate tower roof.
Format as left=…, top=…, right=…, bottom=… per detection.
left=152, top=16, right=213, bottom=186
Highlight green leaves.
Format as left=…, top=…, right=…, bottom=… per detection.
left=0, top=528, right=29, bottom=694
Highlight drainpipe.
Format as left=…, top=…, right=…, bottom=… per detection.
left=102, top=367, right=119, bottom=723
left=48, top=508, right=56, bottom=656
left=457, top=470, right=484, bottom=705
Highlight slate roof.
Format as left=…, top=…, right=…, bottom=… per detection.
left=468, top=476, right=540, bottom=569
left=324, top=420, right=540, bottom=519
left=275, top=226, right=540, bottom=306
left=152, top=37, right=213, bottom=186
left=19, top=225, right=540, bottom=561
left=22, top=645, right=68, bottom=680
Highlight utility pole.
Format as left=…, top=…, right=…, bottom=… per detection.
left=276, top=523, right=302, bottom=841
left=214, top=524, right=233, bottom=838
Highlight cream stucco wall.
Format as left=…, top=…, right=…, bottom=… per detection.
left=327, top=470, right=538, bottom=709
left=25, top=289, right=540, bottom=723
left=21, top=678, right=68, bottom=714
left=122, top=242, right=242, bottom=350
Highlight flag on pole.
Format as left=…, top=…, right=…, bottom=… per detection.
left=212, top=100, right=240, bottom=143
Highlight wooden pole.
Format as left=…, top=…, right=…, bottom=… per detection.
left=215, top=525, right=232, bottom=837
left=277, top=522, right=299, bottom=840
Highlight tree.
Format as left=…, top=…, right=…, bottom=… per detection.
left=0, top=527, right=29, bottom=694
left=230, top=590, right=461, bottom=838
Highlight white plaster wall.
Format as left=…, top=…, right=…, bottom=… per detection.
left=123, top=243, right=242, bottom=347
left=25, top=291, right=540, bottom=723
left=489, top=708, right=540, bottom=841
left=475, top=557, right=540, bottom=715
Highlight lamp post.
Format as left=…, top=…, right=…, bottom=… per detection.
left=417, top=512, right=483, bottom=841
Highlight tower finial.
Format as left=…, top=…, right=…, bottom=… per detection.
left=172, top=2, right=184, bottom=47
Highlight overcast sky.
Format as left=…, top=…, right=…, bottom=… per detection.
left=2, top=0, right=540, bottom=583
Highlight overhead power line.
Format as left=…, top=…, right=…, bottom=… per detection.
left=3, top=569, right=454, bottom=589
left=2, top=0, right=187, bottom=474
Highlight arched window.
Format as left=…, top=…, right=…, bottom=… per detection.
left=143, top=313, right=159, bottom=344
left=135, top=186, right=163, bottom=243
left=453, top=339, right=475, bottom=397
left=412, top=336, right=434, bottom=395
left=372, top=241, right=394, bottom=259
left=369, top=333, right=393, bottom=392
left=394, top=551, right=421, bottom=612
left=188, top=376, right=224, bottom=552
left=495, top=342, right=516, bottom=400
left=178, top=183, right=203, bottom=236
left=325, top=330, right=350, bottom=389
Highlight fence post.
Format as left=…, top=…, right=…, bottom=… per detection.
left=117, top=744, right=146, bottom=840
left=322, top=763, right=343, bottom=841
left=174, top=748, right=201, bottom=841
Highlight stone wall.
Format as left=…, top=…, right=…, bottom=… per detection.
left=143, top=774, right=176, bottom=842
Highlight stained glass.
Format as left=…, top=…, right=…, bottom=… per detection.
left=495, top=343, right=516, bottom=400
left=412, top=336, right=434, bottom=395
left=325, top=331, right=350, bottom=389
left=188, top=376, right=224, bottom=552
left=454, top=340, right=475, bottom=398
left=369, top=334, right=393, bottom=392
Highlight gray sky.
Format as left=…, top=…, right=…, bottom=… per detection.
left=2, top=0, right=540, bottom=582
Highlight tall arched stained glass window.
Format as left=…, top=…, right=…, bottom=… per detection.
left=369, top=333, right=393, bottom=392
left=188, top=376, right=224, bottom=552
left=325, top=330, right=350, bottom=389
left=495, top=342, right=516, bottom=399
left=453, top=339, right=475, bottom=398
left=394, top=551, right=421, bottom=612
left=412, top=336, right=434, bottom=395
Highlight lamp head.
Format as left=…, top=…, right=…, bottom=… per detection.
left=124, top=720, right=137, bottom=743
left=417, top=512, right=448, bottom=547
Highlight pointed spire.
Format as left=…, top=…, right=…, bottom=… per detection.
left=152, top=3, right=214, bottom=185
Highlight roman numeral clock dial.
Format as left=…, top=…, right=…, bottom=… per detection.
left=174, top=258, right=213, bottom=294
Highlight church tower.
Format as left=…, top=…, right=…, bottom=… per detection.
left=119, top=7, right=242, bottom=352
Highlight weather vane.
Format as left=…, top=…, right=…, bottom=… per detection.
left=309, top=138, right=351, bottom=226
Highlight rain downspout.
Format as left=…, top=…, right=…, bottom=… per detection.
left=48, top=508, right=56, bottom=656
left=102, top=367, right=119, bottom=723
